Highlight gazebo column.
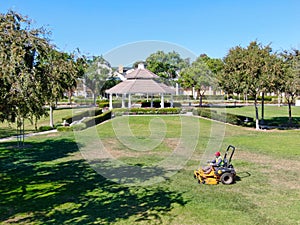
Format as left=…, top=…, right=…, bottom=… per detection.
left=109, top=93, right=113, bottom=110
left=128, top=94, right=132, bottom=109
left=122, top=94, right=126, bottom=108
left=150, top=95, right=153, bottom=108
left=170, top=94, right=174, bottom=108
left=160, top=93, right=164, bottom=108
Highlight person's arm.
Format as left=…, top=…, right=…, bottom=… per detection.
left=212, top=158, right=222, bottom=167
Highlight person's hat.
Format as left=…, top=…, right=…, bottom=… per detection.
left=215, top=151, right=221, bottom=156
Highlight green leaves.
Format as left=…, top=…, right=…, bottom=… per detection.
left=145, top=51, right=189, bottom=79
left=221, top=41, right=279, bottom=97
left=0, top=11, right=49, bottom=122
left=84, top=56, right=112, bottom=104
left=0, top=11, right=84, bottom=126
left=178, top=56, right=217, bottom=105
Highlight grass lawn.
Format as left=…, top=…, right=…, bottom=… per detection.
left=0, top=115, right=299, bottom=225
left=0, top=108, right=74, bottom=139
left=212, top=105, right=300, bottom=125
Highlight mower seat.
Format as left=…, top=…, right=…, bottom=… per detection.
left=222, top=158, right=228, bottom=167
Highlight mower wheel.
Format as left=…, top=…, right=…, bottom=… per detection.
left=220, top=172, right=234, bottom=185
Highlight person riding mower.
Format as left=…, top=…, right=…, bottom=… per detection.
left=194, top=145, right=236, bottom=185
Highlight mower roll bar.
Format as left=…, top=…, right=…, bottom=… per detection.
left=224, top=145, right=235, bottom=165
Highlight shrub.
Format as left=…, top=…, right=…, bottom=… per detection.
left=141, top=101, right=175, bottom=108
left=221, top=113, right=254, bottom=126
left=71, top=123, right=86, bottom=131
left=74, top=98, right=95, bottom=105
left=112, top=108, right=128, bottom=116
left=156, top=108, right=181, bottom=114
left=193, top=108, right=217, bottom=118
left=83, top=111, right=112, bottom=128
left=38, top=126, right=54, bottom=132
left=98, top=102, right=109, bottom=108
left=173, top=102, right=182, bottom=107
left=203, top=95, right=226, bottom=100
left=98, top=101, right=123, bottom=109
left=224, top=113, right=242, bottom=125
left=62, top=108, right=102, bottom=124
left=57, top=126, right=73, bottom=132
left=113, top=108, right=181, bottom=116
left=193, top=108, right=254, bottom=127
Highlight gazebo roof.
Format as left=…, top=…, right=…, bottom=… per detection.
left=105, top=79, right=175, bottom=94
left=125, top=68, right=159, bottom=79
left=106, top=65, right=175, bottom=95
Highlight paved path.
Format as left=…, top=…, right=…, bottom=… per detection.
left=0, top=129, right=58, bottom=143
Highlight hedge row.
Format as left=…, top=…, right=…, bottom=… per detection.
left=140, top=102, right=182, bottom=108
left=83, top=110, right=112, bottom=128
left=99, top=102, right=123, bottom=108
left=225, top=95, right=275, bottom=101
left=113, top=108, right=182, bottom=116
left=58, top=111, right=112, bottom=132
left=62, top=108, right=103, bottom=124
left=192, top=108, right=254, bottom=127
left=99, top=101, right=182, bottom=108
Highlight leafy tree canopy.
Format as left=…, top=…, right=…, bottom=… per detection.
left=145, top=51, right=189, bottom=79
left=85, top=56, right=112, bottom=104
left=178, top=55, right=216, bottom=106
left=0, top=11, right=51, bottom=123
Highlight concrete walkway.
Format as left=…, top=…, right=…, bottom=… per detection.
left=0, top=129, right=58, bottom=143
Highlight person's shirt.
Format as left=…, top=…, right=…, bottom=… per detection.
left=211, top=156, right=223, bottom=167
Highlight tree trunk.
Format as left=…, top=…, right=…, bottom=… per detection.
left=261, top=92, right=265, bottom=125
left=288, top=101, right=292, bottom=126
left=254, top=95, right=260, bottom=130
left=50, top=105, right=54, bottom=128
left=93, top=93, right=97, bottom=105
left=277, top=91, right=281, bottom=107
left=199, top=95, right=203, bottom=107
left=68, top=89, right=72, bottom=105
left=244, top=93, right=248, bottom=105
left=34, top=116, right=38, bottom=131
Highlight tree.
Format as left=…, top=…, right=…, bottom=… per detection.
left=280, top=49, right=300, bottom=126
left=0, top=11, right=84, bottom=133
left=178, top=56, right=215, bottom=106
left=221, top=46, right=249, bottom=101
left=200, top=55, right=224, bottom=94
left=146, top=51, right=189, bottom=80
left=0, top=11, right=52, bottom=142
left=36, top=49, right=81, bottom=127
left=222, top=41, right=276, bottom=129
left=85, top=56, right=112, bottom=105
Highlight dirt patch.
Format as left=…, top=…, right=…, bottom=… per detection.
left=99, top=138, right=179, bottom=159
left=236, top=151, right=300, bottom=190
left=163, top=138, right=180, bottom=150
left=236, top=151, right=300, bottom=171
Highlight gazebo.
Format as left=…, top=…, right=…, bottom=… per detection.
left=105, top=63, right=175, bottom=109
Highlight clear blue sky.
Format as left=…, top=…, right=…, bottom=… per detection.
left=1, top=0, right=300, bottom=66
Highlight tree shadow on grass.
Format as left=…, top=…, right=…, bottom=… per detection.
left=0, top=139, right=188, bottom=224
left=262, top=117, right=300, bottom=129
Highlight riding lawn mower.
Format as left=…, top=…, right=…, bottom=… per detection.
left=194, top=145, right=236, bottom=185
